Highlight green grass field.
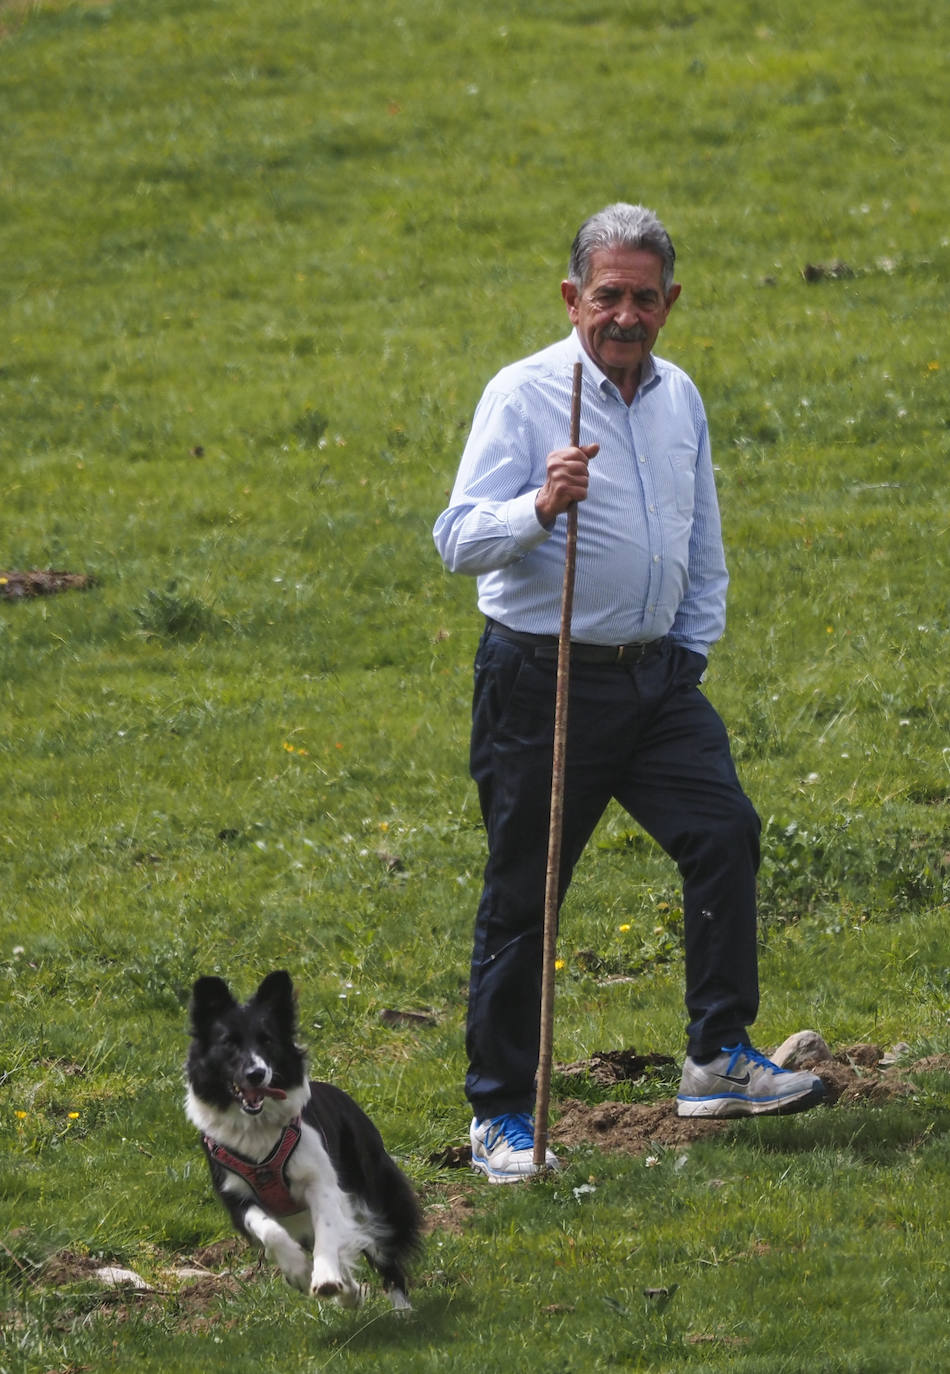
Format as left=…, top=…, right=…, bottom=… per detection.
left=2, top=0, right=949, bottom=1369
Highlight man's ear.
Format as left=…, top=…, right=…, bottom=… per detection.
left=561, top=278, right=581, bottom=323
left=665, top=282, right=682, bottom=311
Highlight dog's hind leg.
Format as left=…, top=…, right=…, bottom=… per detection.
left=387, top=1285, right=412, bottom=1313
left=367, top=1248, right=413, bottom=1313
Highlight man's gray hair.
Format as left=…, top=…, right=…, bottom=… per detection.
left=567, top=203, right=677, bottom=294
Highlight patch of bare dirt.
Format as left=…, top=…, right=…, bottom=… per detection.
left=0, top=570, right=96, bottom=600
left=555, top=1048, right=676, bottom=1086
left=429, top=1046, right=950, bottom=1162
left=420, top=1186, right=477, bottom=1237
left=548, top=1046, right=950, bottom=1152
left=552, top=1099, right=727, bottom=1151
left=37, top=1252, right=105, bottom=1286
left=15, top=1244, right=249, bottom=1335
left=185, top=1238, right=245, bottom=1270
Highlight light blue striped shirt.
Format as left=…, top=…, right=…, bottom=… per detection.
left=433, top=330, right=728, bottom=656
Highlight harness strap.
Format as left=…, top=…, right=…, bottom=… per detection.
left=204, top=1116, right=306, bottom=1217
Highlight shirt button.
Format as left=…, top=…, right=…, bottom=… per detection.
left=653, top=554, right=661, bottom=563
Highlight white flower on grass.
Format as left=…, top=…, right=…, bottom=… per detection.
left=645, top=1155, right=660, bottom=1168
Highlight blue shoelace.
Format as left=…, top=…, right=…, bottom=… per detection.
left=721, top=1044, right=788, bottom=1075
left=485, top=1112, right=535, bottom=1151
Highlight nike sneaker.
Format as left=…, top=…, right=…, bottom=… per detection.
left=676, top=1044, right=825, bottom=1118
left=470, top=1113, right=560, bottom=1183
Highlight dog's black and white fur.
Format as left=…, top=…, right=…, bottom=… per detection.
left=185, top=970, right=420, bottom=1309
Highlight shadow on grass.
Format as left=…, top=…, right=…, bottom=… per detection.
left=295, top=1288, right=475, bottom=1370
left=738, top=1100, right=950, bottom=1163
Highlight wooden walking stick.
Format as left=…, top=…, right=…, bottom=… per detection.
left=533, top=360, right=583, bottom=1170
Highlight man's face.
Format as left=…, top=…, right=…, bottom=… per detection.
left=561, top=247, right=680, bottom=391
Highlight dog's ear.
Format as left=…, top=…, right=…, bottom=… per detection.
left=189, top=975, right=236, bottom=1035
left=253, top=970, right=297, bottom=1033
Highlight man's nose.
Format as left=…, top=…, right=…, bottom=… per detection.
left=612, top=298, right=639, bottom=326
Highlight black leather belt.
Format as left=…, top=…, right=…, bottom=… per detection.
left=486, top=619, right=663, bottom=665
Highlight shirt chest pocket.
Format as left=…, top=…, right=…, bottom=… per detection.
left=666, top=450, right=696, bottom=515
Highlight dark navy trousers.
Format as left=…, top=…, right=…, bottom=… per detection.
left=465, top=624, right=762, bottom=1119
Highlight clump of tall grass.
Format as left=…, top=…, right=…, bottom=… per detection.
left=132, top=582, right=228, bottom=641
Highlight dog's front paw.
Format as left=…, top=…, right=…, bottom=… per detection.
left=268, top=1240, right=311, bottom=1293
left=311, top=1256, right=364, bottom=1306
left=310, top=1254, right=343, bottom=1299
left=285, top=1262, right=312, bottom=1293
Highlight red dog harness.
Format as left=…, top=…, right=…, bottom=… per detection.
left=203, top=1117, right=305, bottom=1217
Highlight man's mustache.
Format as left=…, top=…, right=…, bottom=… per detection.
left=601, top=325, right=648, bottom=342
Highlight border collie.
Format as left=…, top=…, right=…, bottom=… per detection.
left=185, top=970, right=420, bottom=1309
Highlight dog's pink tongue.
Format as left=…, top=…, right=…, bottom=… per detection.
left=262, top=1085, right=287, bottom=1100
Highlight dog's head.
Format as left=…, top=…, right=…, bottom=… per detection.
left=186, top=970, right=306, bottom=1115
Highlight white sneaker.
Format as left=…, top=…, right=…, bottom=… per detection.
left=470, top=1113, right=560, bottom=1184
left=676, top=1044, right=825, bottom=1118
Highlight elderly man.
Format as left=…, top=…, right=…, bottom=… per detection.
left=434, top=203, right=823, bottom=1184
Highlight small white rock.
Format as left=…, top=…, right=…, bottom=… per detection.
left=95, top=1266, right=152, bottom=1290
